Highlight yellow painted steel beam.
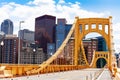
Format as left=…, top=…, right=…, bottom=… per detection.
left=0, top=16, right=115, bottom=77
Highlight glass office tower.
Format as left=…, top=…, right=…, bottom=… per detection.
left=1, top=19, right=14, bottom=34
left=35, top=15, right=56, bottom=53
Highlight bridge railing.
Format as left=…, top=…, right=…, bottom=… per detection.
left=92, top=68, right=104, bottom=80
left=115, top=73, right=120, bottom=80
left=26, top=17, right=78, bottom=75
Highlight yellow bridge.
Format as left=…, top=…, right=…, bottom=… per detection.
left=0, top=16, right=119, bottom=79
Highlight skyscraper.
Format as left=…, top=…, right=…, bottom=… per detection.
left=56, top=19, right=66, bottom=50
left=19, top=29, right=34, bottom=43
left=2, top=35, right=18, bottom=64
left=96, top=36, right=107, bottom=51
left=35, top=15, right=56, bottom=53
left=47, top=43, right=55, bottom=58
left=56, top=18, right=72, bottom=50
left=1, top=19, right=14, bottom=34
left=83, top=38, right=98, bottom=64
left=0, top=31, right=5, bottom=63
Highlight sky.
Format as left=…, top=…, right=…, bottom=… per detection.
left=0, top=0, right=120, bottom=52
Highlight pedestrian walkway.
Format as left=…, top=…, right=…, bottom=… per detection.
left=96, top=69, right=113, bottom=80
left=0, top=68, right=113, bottom=80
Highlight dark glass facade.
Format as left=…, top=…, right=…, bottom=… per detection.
left=35, top=15, right=56, bottom=53
left=56, top=18, right=72, bottom=50
left=47, top=43, right=55, bottom=58
left=1, top=19, right=14, bottom=34
left=65, top=24, right=72, bottom=37
left=56, top=19, right=66, bottom=50
left=96, top=36, right=107, bottom=51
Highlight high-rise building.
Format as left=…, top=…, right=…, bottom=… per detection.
left=20, top=47, right=45, bottom=64
left=56, top=18, right=72, bottom=50
left=35, top=15, right=56, bottom=54
left=47, top=43, right=55, bottom=58
left=83, top=38, right=98, bottom=64
left=2, top=35, right=18, bottom=64
left=65, top=24, right=72, bottom=37
left=96, top=36, right=107, bottom=51
left=1, top=19, right=14, bottom=34
left=115, top=53, right=120, bottom=67
left=0, top=31, right=5, bottom=63
left=56, top=19, right=66, bottom=50
left=19, top=29, right=34, bottom=47
left=19, top=29, right=34, bottom=43
left=83, top=36, right=108, bottom=66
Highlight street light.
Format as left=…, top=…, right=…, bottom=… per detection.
left=18, top=21, right=24, bottom=64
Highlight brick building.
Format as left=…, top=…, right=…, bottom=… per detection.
left=83, top=38, right=98, bottom=64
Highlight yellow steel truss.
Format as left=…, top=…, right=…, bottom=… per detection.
left=74, top=16, right=113, bottom=69
left=0, top=16, right=116, bottom=77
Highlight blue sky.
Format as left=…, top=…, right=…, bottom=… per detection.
left=0, top=0, right=32, bottom=4
left=0, top=0, right=119, bottom=21
left=0, top=0, right=120, bottom=52
left=1, top=0, right=120, bottom=7
left=0, top=0, right=120, bottom=13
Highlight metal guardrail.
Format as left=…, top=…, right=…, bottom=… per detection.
left=83, top=68, right=104, bottom=80
left=114, top=73, right=120, bottom=80
left=92, top=68, right=104, bottom=80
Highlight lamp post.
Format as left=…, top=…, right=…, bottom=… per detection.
left=18, top=21, right=24, bottom=64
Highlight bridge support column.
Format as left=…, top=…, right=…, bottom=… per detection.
left=74, top=17, right=79, bottom=65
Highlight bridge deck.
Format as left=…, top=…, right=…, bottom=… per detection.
left=96, top=69, right=113, bottom=80
left=0, top=68, right=113, bottom=80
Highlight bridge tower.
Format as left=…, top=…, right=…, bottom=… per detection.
left=0, top=16, right=116, bottom=77
left=74, top=16, right=113, bottom=69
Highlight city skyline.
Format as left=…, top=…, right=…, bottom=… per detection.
left=0, top=0, right=120, bottom=52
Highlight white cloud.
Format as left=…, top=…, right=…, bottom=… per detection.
left=113, top=22, right=120, bottom=53
left=0, top=0, right=109, bottom=33
left=1, top=0, right=120, bottom=52
left=28, top=0, right=55, bottom=6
